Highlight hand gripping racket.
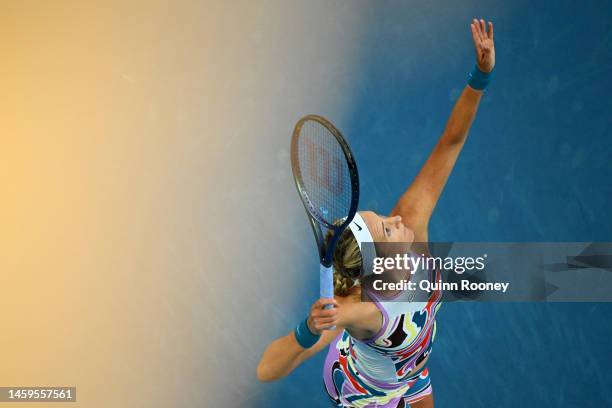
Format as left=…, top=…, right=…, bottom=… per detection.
left=290, top=115, right=360, bottom=327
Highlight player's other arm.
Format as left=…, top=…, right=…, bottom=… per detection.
left=256, top=299, right=341, bottom=382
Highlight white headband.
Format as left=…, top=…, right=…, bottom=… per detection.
left=343, top=212, right=376, bottom=275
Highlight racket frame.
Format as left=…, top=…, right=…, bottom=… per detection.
left=290, top=114, right=360, bottom=291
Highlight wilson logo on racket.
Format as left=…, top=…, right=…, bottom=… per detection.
left=305, top=140, right=345, bottom=196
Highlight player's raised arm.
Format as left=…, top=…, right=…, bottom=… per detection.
left=391, top=18, right=496, bottom=242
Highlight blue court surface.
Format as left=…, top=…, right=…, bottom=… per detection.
left=255, top=1, right=612, bottom=406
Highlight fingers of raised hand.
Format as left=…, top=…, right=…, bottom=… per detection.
left=471, top=19, right=483, bottom=43
left=479, top=19, right=487, bottom=36
left=471, top=22, right=481, bottom=46
left=476, top=19, right=485, bottom=39
left=472, top=18, right=494, bottom=41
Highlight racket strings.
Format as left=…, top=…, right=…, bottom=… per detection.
left=296, top=120, right=353, bottom=227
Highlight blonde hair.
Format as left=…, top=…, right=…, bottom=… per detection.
left=325, top=226, right=363, bottom=297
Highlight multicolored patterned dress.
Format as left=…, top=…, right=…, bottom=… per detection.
left=323, top=268, right=442, bottom=407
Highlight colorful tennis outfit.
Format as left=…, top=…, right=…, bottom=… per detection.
left=323, top=268, right=442, bottom=407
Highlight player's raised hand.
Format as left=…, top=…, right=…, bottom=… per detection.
left=471, top=18, right=495, bottom=73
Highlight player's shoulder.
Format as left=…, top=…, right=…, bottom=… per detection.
left=335, top=289, right=382, bottom=335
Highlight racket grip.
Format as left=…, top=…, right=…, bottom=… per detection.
left=320, top=264, right=336, bottom=330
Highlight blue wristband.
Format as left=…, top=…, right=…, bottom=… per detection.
left=468, top=65, right=492, bottom=90
left=294, top=317, right=320, bottom=348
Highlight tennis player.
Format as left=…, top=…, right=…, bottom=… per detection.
left=258, top=19, right=496, bottom=408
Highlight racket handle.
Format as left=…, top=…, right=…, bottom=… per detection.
left=320, top=264, right=336, bottom=330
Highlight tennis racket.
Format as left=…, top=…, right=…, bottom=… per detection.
left=290, top=115, right=360, bottom=326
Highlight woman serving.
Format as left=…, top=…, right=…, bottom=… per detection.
left=258, top=18, right=496, bottom=408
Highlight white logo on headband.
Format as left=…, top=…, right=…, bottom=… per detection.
left=342, top=212, right=376, bottom=274
left=346, top=212, right=373, bottom=249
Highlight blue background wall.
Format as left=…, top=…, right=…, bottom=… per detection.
left=256, top=1, right=612, bottom=406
